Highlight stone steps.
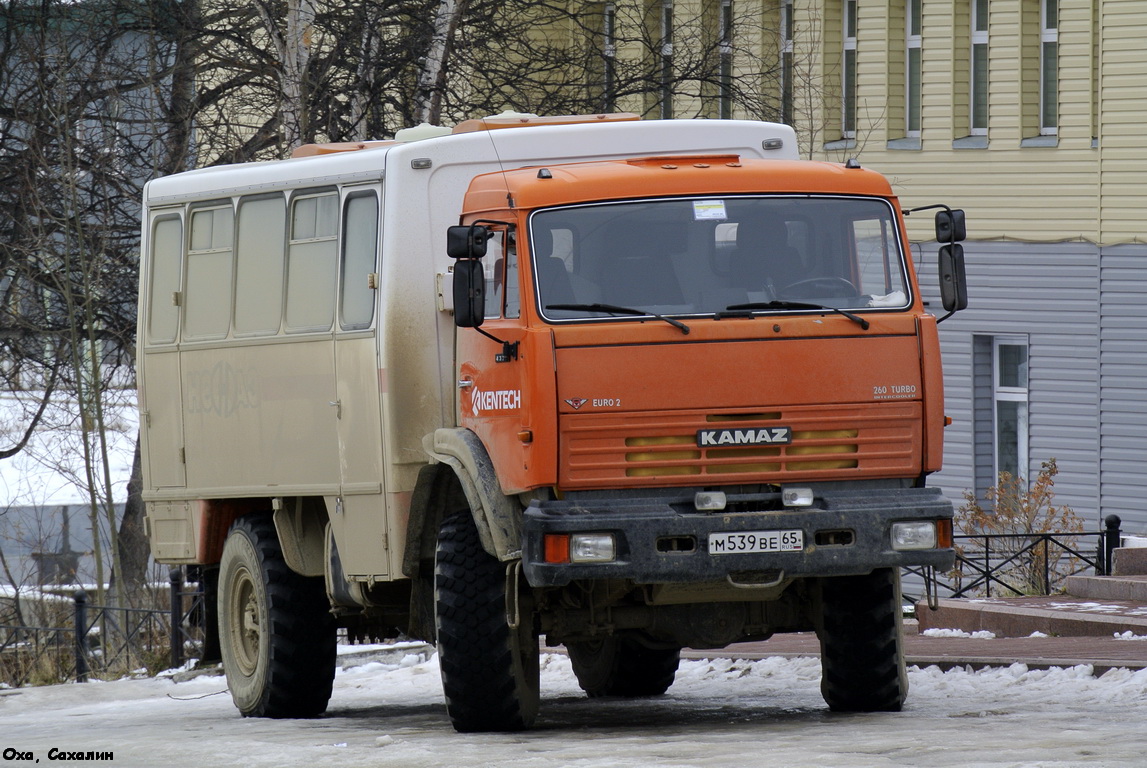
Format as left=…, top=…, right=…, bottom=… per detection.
left=915, top=572, right=1147, bottom=638
left=916, top=594, right=1147, bottom=638
left=1066, top=573, right=1147, bottom=602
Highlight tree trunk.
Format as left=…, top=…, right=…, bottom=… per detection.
left=117, top=434, right=150, bottom=605
left=413, top=0, right=468, bottom=126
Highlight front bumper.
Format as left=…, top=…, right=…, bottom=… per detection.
left=522, top=486, right=954, bottom=588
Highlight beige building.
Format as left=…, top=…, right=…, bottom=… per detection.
left=596, top=0, right=1146, bottom=530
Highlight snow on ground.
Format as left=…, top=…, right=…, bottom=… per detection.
left=0, top=392, right=138, bottom=508
left=920, top=628, right=997, bottom=639
left=4, top=646, right=1147, bottom=768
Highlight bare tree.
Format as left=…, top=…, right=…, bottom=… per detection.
left=0, top=0, right=192, bottom=606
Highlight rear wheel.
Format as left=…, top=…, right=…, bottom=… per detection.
left=434, top=510, right=540, bottom=732
left=218, top=514, right=336, bottom=718
left=818, top=568, right=907, bottom=712
left=567, top=637, right=680, bottom=698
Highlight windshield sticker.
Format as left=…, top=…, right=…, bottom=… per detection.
left=692, top=200, right=727, bottom=221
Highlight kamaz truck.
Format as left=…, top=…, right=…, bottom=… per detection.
left=138, top=113, right=965, bottom=731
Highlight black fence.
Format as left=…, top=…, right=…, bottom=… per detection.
left=903, top=515, right=1123, bottom=602
left=0, top=518, right=1130, bottom=686
left=0, top=570, right=205, bottom=688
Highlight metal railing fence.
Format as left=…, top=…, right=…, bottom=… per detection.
left=903, top=515, right=1123, bottom=602
left=0, top=570, right=205, bottom=687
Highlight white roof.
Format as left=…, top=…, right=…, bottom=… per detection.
left=144, top=119, right=798, bottom=206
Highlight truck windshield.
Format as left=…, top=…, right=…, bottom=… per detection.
left=530, top=196, right=910, bottom=322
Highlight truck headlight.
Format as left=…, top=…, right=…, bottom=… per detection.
left=891, top=521, right=937, bottom=550
left=571, top=533, right=616, bottom=563
left=544, top=533, right=617, bottom=563
left=782, top=487, right=814, bottom=507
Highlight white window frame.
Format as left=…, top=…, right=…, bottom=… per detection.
left=971, top=0, right=988, bottom=135
left=842, top=0, right=857, bottom=138
left=906, top=0, right=922, bottom=137
left=603, top=3, right=617, bottom=111
left=718, top=0, right=734, bottom=119
left=781, top=0, right=794, bottom=124
left=660, top=0, right=674, bottom=120
left=1040, top=0, right=1058, bottom=135
left=992, top=337, right=1030, bottom=482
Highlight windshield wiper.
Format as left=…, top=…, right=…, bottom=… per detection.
left=546, top=303, right=691, bottom=335
left=726, top=301, right=870, bottom=330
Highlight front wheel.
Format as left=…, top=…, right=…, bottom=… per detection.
left=817, top=568, right=907, bottom=712
left=567, top=637, right=680, bottom=698
left=434, top=510, right=540, bottom=732
left=218, top=514, right=336, bottom=718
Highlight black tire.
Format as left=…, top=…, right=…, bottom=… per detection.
left=567, top=637, right=680, bottom=698
left=218, top=514, right=336, bottom=718
left=434, top=510, right=540, bottom=732
left=818, top=568, right=908, bottom=712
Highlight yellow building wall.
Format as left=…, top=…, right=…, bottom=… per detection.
left=783, top=0, right=1147, bottom=248
left=1097, top=2, right=1147, bottom=244
left=794, top=0, right=1119, bottom=245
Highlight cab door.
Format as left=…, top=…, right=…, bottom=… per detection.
left=455, top=226, right=535, bottom=491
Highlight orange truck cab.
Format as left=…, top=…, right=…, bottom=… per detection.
left=444, top=142, right=966, bottom=728
left=452, top=155, right=958, bottom=581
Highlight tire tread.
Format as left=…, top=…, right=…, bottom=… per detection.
left=818, top=568, right=907, bottom=713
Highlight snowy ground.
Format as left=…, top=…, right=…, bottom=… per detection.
left=4, top=646, right=1146, bottom=768
left=0, top=391, right=137, bottom=508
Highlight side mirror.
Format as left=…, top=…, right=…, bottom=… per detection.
left=935, top=209, right=966, bottom=244
left=447, top=224, right=490, bottom=259
left=938, top=243, right=968, bottom=314
left=452, top=259, right=485, bottom=328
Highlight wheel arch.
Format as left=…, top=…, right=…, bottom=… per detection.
left=415, top=428, right=524, bottom=566
left=195, top=498, right=268, bottom=564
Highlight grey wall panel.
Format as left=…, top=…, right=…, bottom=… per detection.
left=1099, top=246, right=1147, bottom=533
left=922, top=241, right=1103, bottom=528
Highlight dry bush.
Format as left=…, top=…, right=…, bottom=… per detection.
left=953, top=458, right=1084, bottom=596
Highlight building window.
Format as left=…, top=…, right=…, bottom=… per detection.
left=718, top=0, right=734, bottom=119
left=906, top=0, right=922, bottom=136
left=842, top=0, right=857, bottom=138
left=781, top=0, right=794, bottom=124
left=603, top=3, right=617, bottom=112
left=971, top=0, right=988, bottom=134
left=659, top=0, right=674, bottom=120
left=1040, top=0, right=1058, bottom=134
left=993, top=338, right=1029, bottom=481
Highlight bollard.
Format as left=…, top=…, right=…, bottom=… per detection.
left=1103, top=515, right=1122, bottom=576
left=74, top=590, right=89, bottom=683
left=170, top=568, right=184, bottom=670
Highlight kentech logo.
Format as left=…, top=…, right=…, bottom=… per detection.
left=472, top=388, right=521, bottom=414
left=696, top=427, right=793, bottom=447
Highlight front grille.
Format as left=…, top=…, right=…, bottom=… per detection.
left=559, top=403, right=920, bottom=489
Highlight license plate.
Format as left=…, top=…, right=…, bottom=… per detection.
left=709, top=529, right=804, bottom=555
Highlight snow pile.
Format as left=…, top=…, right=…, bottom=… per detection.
left=921, top=627, right=997, bottom=639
